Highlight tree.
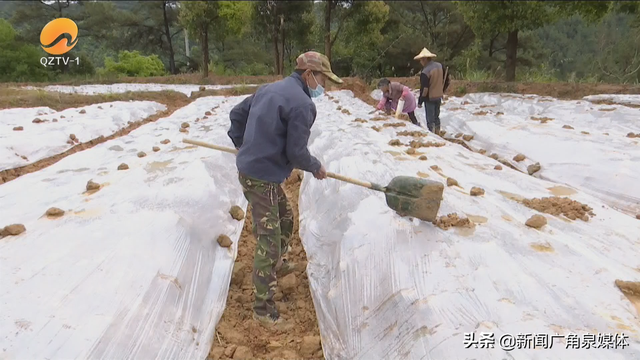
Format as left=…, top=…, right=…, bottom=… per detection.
left=179, top=1, right=250, bottom=78
left=253, top=0, right=314, bottom=75
left=456, top=1, right=612, bottom=81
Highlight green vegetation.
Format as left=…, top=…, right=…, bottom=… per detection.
left=0, top=0, right=638, bottom=84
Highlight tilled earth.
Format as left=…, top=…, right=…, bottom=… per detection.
left=209, top=171, right=325, bottom=360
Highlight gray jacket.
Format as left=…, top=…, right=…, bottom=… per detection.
left=227, top=72, right=321, bottom=183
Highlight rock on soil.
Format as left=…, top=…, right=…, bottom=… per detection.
left=473, top=111, right=488, bottom=116
left=470, top=187, right=485, bottom=196
left=525, top=214, right=547, bottom=229
left=205, top=111, right=212, bottom=116
left=527, top=162, right=541, bottom=175
left=181, top=122, right=190, bottom=129
left=86, top=180, right=100, bottom=191
left=341, top=109, right=351, bottom=115
left=388, top=139, right=403, bottom=146
left=478, top=149, right=487, bottom=155
left=513, top=154, right=526, bottom=162
left=626, top=132, right=638, bottom=138
left=430, top=165, right=440, bottom=171
left=489, top=153, right=499, bottom=160
left=45, top=207, right=65, bottom=218
left=152, top=146, right=160, bottom=152
left=446, top=177, right=458, bottom=187
left=160, top=139, right=171, bottom=144
left=60, top=115, right=65, bottom=118
left=406, top=148, right=416, bottom=155
left=562, top=125, right=574, bottom=130
left=117, top=163, right=129, bottom=170
left=462, top=134, right=474, bottom=141
left=434, top=213, right=474, bottom=230
left=372, top=126, right=381, bottom=132
left=1, top=224, right=26, bottom=237
left=455, top=133, right=463, bottom=138
left=581, top=131, right=590, bottom=135
left=353, top=118, right=367, bottom=123
left=279, top=273, right=298, bottom=294
left=32, top=118, right=44, bottom=123
left=229, top=205, right=245, bottom=221
left=79, top=109, right=86, bottom=114
left=494, top=165, right=503, bottom=170
left=13, top=126, right=23, bottom=131
left=179, top=128, right=188, bottom=133
left=419, top=155, right=428, bottom=160
left=523, top=196, right=594, bottom=221
left=217, top=234, right=232, bottom=248
left=137, top=151, right=147, bottom=158
left=52, top=119, right=58, bottom=122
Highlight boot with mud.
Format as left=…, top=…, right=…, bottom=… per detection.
left=275, top=258, right=297, bottom=277
left=253, top=310, right=281, bottom=327
left=434, top=125, right=441, bottom=136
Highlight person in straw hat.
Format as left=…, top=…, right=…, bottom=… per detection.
left=415, top=47, right=449, bottom=134
left=227, top=51, right=342, bottom=327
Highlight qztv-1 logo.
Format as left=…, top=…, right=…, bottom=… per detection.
left=39, top=18, right=80, bottom=67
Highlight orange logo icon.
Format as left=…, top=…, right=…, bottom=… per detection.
left=40, top=18, right=78, bottom=56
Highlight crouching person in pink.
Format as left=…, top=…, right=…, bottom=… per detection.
left=376, top=78, right=420, bottom=126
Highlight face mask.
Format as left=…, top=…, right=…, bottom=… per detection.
left=308, top=73, right=324, bottom=98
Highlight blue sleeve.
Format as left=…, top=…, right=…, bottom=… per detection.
left=285, top=104, right=322, bottom=173
left=227, top=94, right=254, bottom=149
left=418, top=72, right=430, bottom=105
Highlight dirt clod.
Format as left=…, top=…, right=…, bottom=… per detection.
left=523, top=196, right=595, bottom=220
left=300, top=336, right=322, bottom=357
left=455, top=132, right=463, bottom=138
left=117, top=163, right=129, bottom=170
left=205, top=111, right=212, bottom=116
left=531, top=116, right=553, bottom=123
left=439, top=130, right=446, bottom=137
left=383, top=122, right=406, bottom=128
left=181, top=122, right=190, bottom=129
left=430, top=165, right=440, bottom=171
left=513, top=154, right=526, bottom=162
left=478, top=149, right=487, bottom=155
left=13, top=126, right=23, bottom=131
left=353, top=118, right=367, bottom=123
left=581, top=131, right=590, bottom=135
left=525, top=214, right=547, bottom=229
left=152, top=146, right=160, bottom=152
left=562, top=125, right=574, bottom=130
left=372, top=126, right=381, bottom=132
left=496, top=112, right=504, bottom=115
left=217, top=234, right=232, bottom=248
left=397, top=130, right=428, bottom=137
left=489, top=153, right=499, bottom=160
left=199, top=86, right=206, bottom=92
left=233, top=346, right=253, bottom=359
left=494, top=165, right=503, bottom=170
left=86, top=180, right=100, bottom=191
left=1, top=224, right=26, bottom=237
left=409, top=140, right=445, bottom=148
left=388, top=139, right=403, bottom=146
left=434, top=213, right=474, bottom=230
left=341, top=109, right=351, bottom=115
left=462, top=134, right=474, bottom=141
left=280, top=273, right=298, bottom=294
left=137, top=151, right=147, bottom=158
left=446, top=177, right=458, bottom=187
left=60, top=115, right=65, bottom=119
left=470, top=187, right=485, bottom=196
left=406, top=148, right=416, bottom=155
left=52, top=119, right=58, bottom=122
left=527, top=162, right=541, bottom=175
left=626, top=132, right=637, bottom=138
left=636, top=214, right=640, bottom=220
left=79, top=109, right=86, bottom=114
left=45, top=207, right=65, bottom=218
left=419, top=155, right=428, bottom=160
left=32, top=118, right=44, bottom=123
left=336, top=106, right=342, bottom=110
left=69, top=134, right=77, bottom=141
left=160, top=139, right=170, bottom=144
left=229, top=205, right=245, bottom=221
left=473, top=111, right=488, bottom=116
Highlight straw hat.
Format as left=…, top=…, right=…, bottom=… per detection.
left=414, top=48, right=437, bottom=60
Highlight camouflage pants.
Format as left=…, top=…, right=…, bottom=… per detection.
left=238, top=173, right=294, bottom=317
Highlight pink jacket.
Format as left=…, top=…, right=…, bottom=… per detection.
left=376, top=82, right=417, bottom=114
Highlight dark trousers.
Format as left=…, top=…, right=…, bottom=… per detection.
left=407, top=111, right=419, bottom=126
left=424, top=99, right=441, bottom=133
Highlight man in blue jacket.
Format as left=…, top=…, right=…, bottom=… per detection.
left=227, top=51, right=342, bottom=327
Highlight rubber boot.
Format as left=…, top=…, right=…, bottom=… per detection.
left=435, top=125, right=441, bottom=136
